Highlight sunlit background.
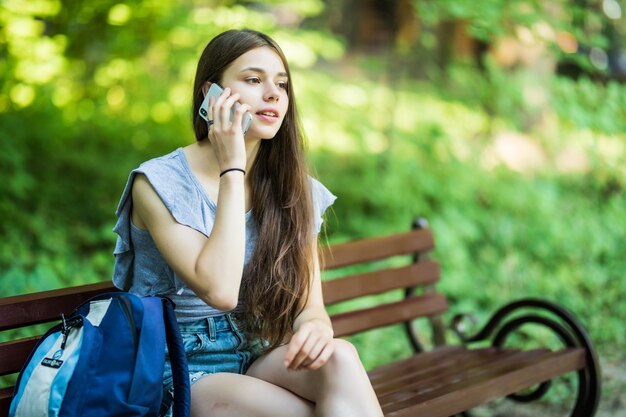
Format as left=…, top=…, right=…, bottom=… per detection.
left=1, top=1, right=625, bottom=415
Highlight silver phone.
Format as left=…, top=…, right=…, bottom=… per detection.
left=198, top=83, right=252, bottom=134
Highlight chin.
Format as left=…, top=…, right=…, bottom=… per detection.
left=250, top=127, right=280, bottom=140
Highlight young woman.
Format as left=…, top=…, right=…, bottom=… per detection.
left=112, top=29, right=383, bottom=417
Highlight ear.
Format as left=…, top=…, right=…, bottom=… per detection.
left=201, top=81, right=211, bottom=96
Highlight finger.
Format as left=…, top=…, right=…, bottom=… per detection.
left=212, top=87, right=230, bottom=131
left=222, top=92, right=240, bottom=111
left=222, top=93, right=241, bottom=130
left=217, top=88, right=234, bottom=129
left=306, top=341, right=335, bottom=371
left=297, top=337, right=326, bottom=370
left=289, top=334, right=319, bottom=370
left=284, top=334, right=308, bottom=369
left=232, top=103, right=251, bottom=133
left=283, top=331, right=309, bottom=368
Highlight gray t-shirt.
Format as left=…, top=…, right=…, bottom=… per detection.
left=112, top=147, right=336, bottom=322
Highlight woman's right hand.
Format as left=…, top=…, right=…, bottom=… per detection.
left=207, top=87, right=251, bottom=174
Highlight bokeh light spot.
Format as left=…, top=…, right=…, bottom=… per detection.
left=107, top=85, right=126, bottom=108
left=108, top=3, right=132, bottom=26
left=151, top=102, right=173, bottom=123
left=10, top=83, right=35, bottom=107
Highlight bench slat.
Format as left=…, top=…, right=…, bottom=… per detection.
left=0, top=388, right=12, bottom=417
left=378, top=348, right=586, bottom=417
left=413, top=348, right=585, bottom=404
left=0, top=282, right=116, bottom=331
left=0, top=337, right=40, bottom=377
left=373, top=348, right=523, bottom=393
left=320, top=229, right=434, bottom=270
left=376, top=348, right=540, bottom=398
left=322, top=261, right=440, bottom=305
left=368, top=346, right=465, bottom=380
left=330, top=293, right=447, bottom=337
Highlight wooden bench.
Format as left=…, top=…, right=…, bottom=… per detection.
left=0, top=219, right=601, bottom=416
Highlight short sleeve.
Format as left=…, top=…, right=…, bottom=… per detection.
left=111, top=171, right=137, bottom=291
left=310, top=177, right=337, bottom=234
left=133, top=153, right=213, bottom=236
left=111, top=150, right=213, bottom=294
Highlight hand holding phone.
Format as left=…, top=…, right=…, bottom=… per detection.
left=199, top=83, right=252, bottom=134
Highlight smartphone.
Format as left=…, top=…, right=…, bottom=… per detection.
left=198, top=83, right=252, bottom=134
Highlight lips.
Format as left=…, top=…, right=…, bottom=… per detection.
left=255, top=108, right=280, bottom=120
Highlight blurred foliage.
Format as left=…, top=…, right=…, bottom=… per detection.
left=414, top=0, right=620, bottom=73
left=416, top=0, right=548, bottom=40
left=1, top=1, right=625, bottom=403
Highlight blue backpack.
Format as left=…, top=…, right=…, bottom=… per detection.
left=9, top=292, right=190, bottom=417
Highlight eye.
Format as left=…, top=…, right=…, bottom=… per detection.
left=277, top=81, right=288, bottom=90
left=246, top=77, right=261, bottom=84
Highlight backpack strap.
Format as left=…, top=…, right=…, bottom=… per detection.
left=162, top=298, right=191, bottom=417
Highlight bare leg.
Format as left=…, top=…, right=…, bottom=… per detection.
left=190, top=373, right=314, bottom=417
left=246, top=339, right=383, bottom=417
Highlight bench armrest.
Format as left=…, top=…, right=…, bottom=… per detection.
left=450, top=297, right=601, bottom=414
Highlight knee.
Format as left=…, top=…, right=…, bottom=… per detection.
left=332, top=338, right=360, bottom=360
left=326, top=339, right=363, bottom=370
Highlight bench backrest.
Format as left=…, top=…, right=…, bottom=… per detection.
left=0, top=226, right=447, bottom=415
left=319, top=227, right=447, bottom=338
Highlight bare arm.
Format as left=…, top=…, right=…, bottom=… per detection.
left=292, top=245, right=332, bottom=330
left=131, top=88, right=252, bottom=311
left=132, top=171, right=245, bottom=310
left=284, top=244, right=335, bottom=370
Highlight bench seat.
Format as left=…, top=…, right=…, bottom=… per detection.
left=370, top=346, right=586, bottom=416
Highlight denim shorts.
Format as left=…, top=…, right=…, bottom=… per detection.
left=159, top=313, right=264, bottom=417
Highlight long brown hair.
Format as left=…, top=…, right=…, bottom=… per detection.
left=191, top=29, right=314, bottom=350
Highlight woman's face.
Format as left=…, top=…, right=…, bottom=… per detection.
left=220, top=46, right=289, bottom=140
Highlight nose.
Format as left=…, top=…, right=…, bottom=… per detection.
left=263, top=83, right=280, bottom=102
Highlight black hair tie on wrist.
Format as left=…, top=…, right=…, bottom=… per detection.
left=220, top=168, right=246, bottom=177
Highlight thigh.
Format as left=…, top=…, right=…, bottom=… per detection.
left=191, top=372, right=314, bottom=417
left=245, top=344, right=321, bottom=402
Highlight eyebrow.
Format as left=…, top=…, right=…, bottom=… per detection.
left=240, top=67, right=288, bottom=78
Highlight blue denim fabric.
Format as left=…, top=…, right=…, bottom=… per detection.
left=159, top=314, right=262, bottom=417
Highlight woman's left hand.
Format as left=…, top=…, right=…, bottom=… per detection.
left=283, top=318, right=335, bottom=371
